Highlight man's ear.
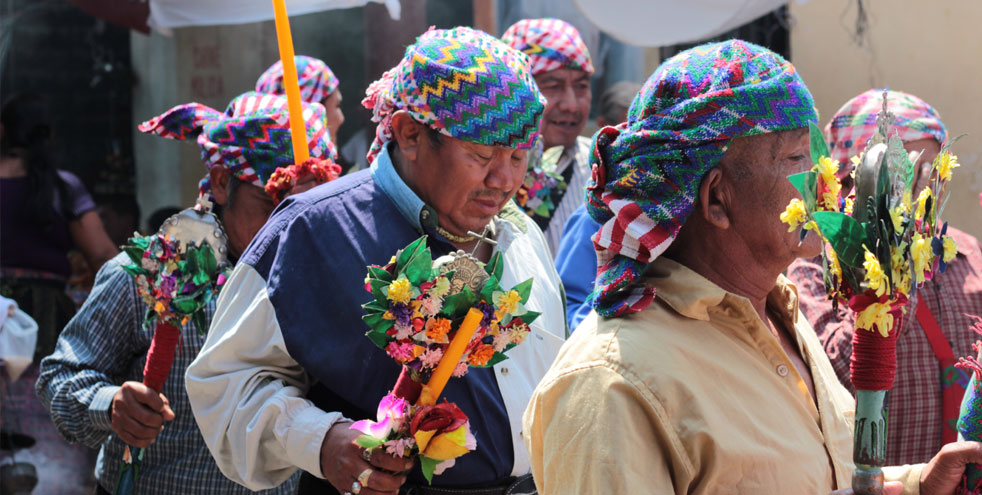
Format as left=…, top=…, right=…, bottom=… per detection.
left=697, top=167, right=731, bottom=230
left=210, top=167, right=231, bottom=207
left=391, top=111, right=423, bottom=163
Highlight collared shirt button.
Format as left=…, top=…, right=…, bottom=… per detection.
left=501, top=367, right=509, bottom=376
left=420, top=209, right=430, bottom=221
left=776, top=364, right=789, bottom=377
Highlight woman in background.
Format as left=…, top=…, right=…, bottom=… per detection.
left=0, top=91, right=116, bottom=495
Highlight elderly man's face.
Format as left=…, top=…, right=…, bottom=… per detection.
left=535, top=68, right=591, bottom=149
left=722, top=128, right=823, bottom=264
left=413, top=131, right=528, bottom=236
left=209, top=167, right=276, bottom=260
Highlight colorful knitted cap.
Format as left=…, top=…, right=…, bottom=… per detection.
left=501, top=18, right=594, bottom=76
left=138, top=91, right=338, bottom=197
left=586, top=39, right=818, bottom=317
left=362, top=26, right=546, bottom=164
left=826, top=89, right=947, bottom=172
left=256, top=55, right=340, bottom=104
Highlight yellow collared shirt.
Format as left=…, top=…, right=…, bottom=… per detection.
left=523, top=257, right=922, bottom=494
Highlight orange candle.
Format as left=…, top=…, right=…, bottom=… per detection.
left=418, top=307, right=484, bottom=406
left=271, top=0, right=310, bottom=164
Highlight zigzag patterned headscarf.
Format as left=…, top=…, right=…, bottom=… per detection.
left=501, top=18, right=594, bottom=76
left=826, top=89, right=947, bottom=174
left=139, top=91, right=339, bottom=203
left=256, top=55, right=340, bottom=104
left=362, top=26, right=546, bottom=164
left=586, top=40, right=818, bottom=317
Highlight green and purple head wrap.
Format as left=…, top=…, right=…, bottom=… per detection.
left=586, top=40, right=818, bottom=317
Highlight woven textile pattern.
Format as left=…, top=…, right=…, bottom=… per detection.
left=501, top=18, right=594, bottom=76
left=362, top=26, right=545, bottom=164
left=138, top=91, right=337, bottom=196
left=826, top=89, right=948, bottom=170
left=585, top=39, right=818, bottom=317
left=255, top=55, right=340, bottom=104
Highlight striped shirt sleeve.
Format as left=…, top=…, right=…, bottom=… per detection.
left=36, top=254, right=146, bottom=449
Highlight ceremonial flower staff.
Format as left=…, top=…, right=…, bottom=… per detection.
left=114, top=209, right=231, bottom=494
left=782, top=93, right=960, bottom=495
left=354, top=236, right=538, bottom=482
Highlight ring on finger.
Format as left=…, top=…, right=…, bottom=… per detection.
left=351, top=481, right=363, bottom=495
left=361, top=447, right=373, bottom=462
left=357, top=468, right=373, bottom=487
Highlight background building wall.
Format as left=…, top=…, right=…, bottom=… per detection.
left=791, top=0, right=982, bottom=238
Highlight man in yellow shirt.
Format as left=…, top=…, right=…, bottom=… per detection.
left=522, top=39, right=982, bottom=495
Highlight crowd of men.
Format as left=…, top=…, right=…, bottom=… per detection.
left=27, top=16, right=982, bottom=495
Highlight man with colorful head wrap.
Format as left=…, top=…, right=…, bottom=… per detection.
left=502, top=18, right=595, bottom=254
left=257, top=55, right=345, bottom=144
left=36, top=91, right=339, bottom=495
left=521, top=41, right=982, bottom=495
left=788, top=89, right=982, bottom=466
left=186, top=27, right=566, bottom=495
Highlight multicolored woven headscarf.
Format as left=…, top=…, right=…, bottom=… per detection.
left=362, top=26, right=545, bottom=164
left=501, top=18, right=594, bottom=76
left=826, top=89, right=947, bottom=173
left=256, top=55, right=340, bottom=104
left=139, top=91, right=339, bottom=203
left=586, top=40, right=818, bottom=317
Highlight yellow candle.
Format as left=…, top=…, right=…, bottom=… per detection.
left=418, top=308, right=484, bottom=406
left=271, top=0, right=310, bottom=164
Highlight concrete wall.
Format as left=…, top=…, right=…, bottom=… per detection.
left=790, top=0, right=982, bottom=239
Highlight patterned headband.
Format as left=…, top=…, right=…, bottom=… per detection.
left=501, top=18, right=594, bottom=76
left=586, top=39, right=818, bottom=317
left=256, top=55, right=340, bottom=104
left=826, top=89, right=947, bottom=173
left=138, top=91, right=338, bottom=200
left=362, top=26, right=546, bottom=164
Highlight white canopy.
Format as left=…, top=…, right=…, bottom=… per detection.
left=147, top=0, right=400, bottom=29
left=573, top=0, right=806, bottom=47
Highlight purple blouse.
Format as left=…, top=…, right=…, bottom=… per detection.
left=1, top=170, right=97, bottom=279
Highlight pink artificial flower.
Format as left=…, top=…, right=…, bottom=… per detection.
left=386, top=342, right=417, bottom=363
left=384, top=437, right=416, bottom=457
left=451, top=362, right=468, bottom=378
left=420, top=347, right=444, bottom=369
left=351, top=393, right=409, bottom=440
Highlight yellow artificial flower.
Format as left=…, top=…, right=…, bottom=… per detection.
left=780, top=199, right=809, bottom=232
left=414, top=424, right=470, bottom=461
left=914, top=187, right=932, bottom=222
left=889, top=205, right=905, bottom=233
left=494, top=290, right=522, bottom=315
left=890, top=244, right=911, bottom=297
left=943, top=235, right=957, bottom=263
left=862, top=247, right=890, bottom=297
left=814, top=157, right=842, bottom=210
left=828, top=247, right=842, bottom=282
left=911, top=233, right=932, bottom=284
left=856, top=301, right=895, bottom=338
left=935, top=152, right=960, bottom=182
left=843, top=196, right=854, bottom=215
left=387, top=277, right=413, bottom=304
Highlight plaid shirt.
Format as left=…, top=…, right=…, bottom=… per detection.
left=788, top=226, right=982, bottom=465
left=36, top=253, right=298, bottom=494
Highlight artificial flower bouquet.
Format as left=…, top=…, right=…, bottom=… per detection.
left=116, top=208, right=230, bottom=494
left=354, top=237, right=537, bottom=482
left=515, top=140, right=568, bottom=220
left=781, top=104, right=959, bottom=491
left=781, top=121, right=958, bottom=340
